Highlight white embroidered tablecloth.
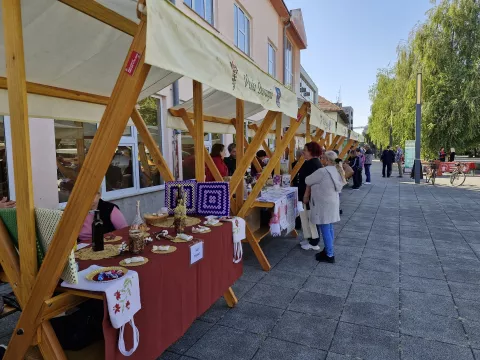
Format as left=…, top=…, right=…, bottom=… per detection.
left=256, top=187, right=298, bottom=236
left=61, top=265, right=141, bottom=356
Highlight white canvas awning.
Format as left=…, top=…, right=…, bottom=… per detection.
left=167, top=87, right=265, bottom=134
left=336, top=122, right=349, bottom=138
left=0, top=0, right=297, bottom=123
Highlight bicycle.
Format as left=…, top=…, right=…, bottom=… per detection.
left=450, top=162, right=466, bottom=187
left=425, top=161, right=437, bottom=185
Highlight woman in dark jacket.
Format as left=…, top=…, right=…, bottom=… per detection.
left=299, top=142, right=324, bottom=250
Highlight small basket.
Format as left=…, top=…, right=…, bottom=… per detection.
left=143, top=213, right=169, bottom=227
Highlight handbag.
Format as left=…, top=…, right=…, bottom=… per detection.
left=343, top=163, right=354, bottom=179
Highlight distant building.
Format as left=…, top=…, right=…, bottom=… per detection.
left=341, top=105, right=354, bottom=130
left=318, top=96, right=349, bottom=128
left=299, top=65, right=318, bottom=104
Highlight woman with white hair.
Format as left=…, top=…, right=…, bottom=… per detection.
left=305, top=150, right=346, bottom=263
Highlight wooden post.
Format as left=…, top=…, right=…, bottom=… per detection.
left=236, top=99, right=245, bottom=211
left=274, top=113, right=282, bottom=175
left=229, top=111, right=277, bottom=199
left=2, top=0, right=37, bottom=300
left=334, top=136, right=346, bottom=151
left=306, top=115, right=311, bottom=142
left=327, top=135, right=341, bottom=151
left=193, top=81, right=204, bottom=182
left=75, top=122, right=85, bottom=170
left=131, top=108, right=174, bottom=182
left=4, top=18, right=150, bottom=360
left=288, top=135, right=295, bottom=172
left=339, top=139, right=355, bottom=160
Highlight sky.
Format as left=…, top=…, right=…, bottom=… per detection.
left=284, top=0, right=434, bottom=128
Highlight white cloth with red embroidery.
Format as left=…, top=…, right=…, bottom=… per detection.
left=205, top=216, right=246, bottom=263
left=61, top=265, right=141, bottom=356
left=257, top=187, right=299, bottom=236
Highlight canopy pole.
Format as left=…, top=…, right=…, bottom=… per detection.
left=334, top=136, right=346, bottom=151
left=193, top=81, right=204, bottom=182
left=5, top=18, right=150, bottom=360
left=305, top=115, right=311, bottom=142
left=243, top=137, right=262, bottom=173
left=327, top=135, right=341, bottom=151
left=235, top=99, right=245, bottom=212
left=274, top=113, right=282, bottom=175
left=2, top=0, right=37, bottom=301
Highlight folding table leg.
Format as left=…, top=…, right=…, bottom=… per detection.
left=246, top=225, right=271, bottom=271
left=38, top=322, right=67, bottom=360
left=223, top=287, right=238, bottom=308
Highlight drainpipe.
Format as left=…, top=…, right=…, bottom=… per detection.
left=283, top=17, right=291, bottom=85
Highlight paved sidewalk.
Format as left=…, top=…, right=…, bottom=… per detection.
left=2, top=161, right=480, bottom=359
left=161, top=161, right=480, bottom=360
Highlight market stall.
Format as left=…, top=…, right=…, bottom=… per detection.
left=0, top=0, right=300, bottom=358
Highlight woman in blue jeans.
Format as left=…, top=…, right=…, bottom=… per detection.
left=305, top=151, right=346, bottom=263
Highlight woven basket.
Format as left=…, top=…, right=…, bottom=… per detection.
left=143, top=213, right=169, bottom=227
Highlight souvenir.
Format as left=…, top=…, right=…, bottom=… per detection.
left=165, top=180, right=196, bottom=215
left=196, top=182, right=230, bottom=217
left=86, top=266, right=127, bottom=282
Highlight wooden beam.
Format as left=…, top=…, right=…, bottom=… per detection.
left=250, top=124, right=273, bottom=158
left=288, top=136, right=295, bottom=172
left=40, top=293, right=87, bottom=322
left=169, top=109, right=234, bottom=126
left=327, top=135, right=341, bottom=151
left=177, top=109, right=223, bottom=182
left=236, top=99, right=245, bottom=212
left=243, top=137, right=262, bottom=173
left=0, top=219, right=20, bottom=293
left=193, top=81, right=204, bottom=182
left=274, top=113, right=282, bottom=175
left=334, top=136, right=346, bottom=151
left=131, top=108, right=174, bottom=182
left=0, top=77, right=109, bottom=105
left=229, top=111, right=278, bottom=200
left=3, top=0, right=37, bottom=298
left=306, top=115, right=311, bottom=142
left=58, top=0, right=137, bottom=36
left=4, top=18, right=151, bottom=360
left=223, top=287, right=238, bottom=308
left=75, top=122, right=85, bottom=170
left=38, top=323, right=67, bottom=360
left=238, top=103, right=309, bottom=220
left=339, top=139, right=355, bottom=160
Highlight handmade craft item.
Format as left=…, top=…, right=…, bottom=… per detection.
left=196, top=182, right=230, bottom=216
left=192, top=225, right=211, bottom=233
left=176, top=233, right=193, bottom=241
left=282, top=174, right=291, bottom=187
left=144, top=236, right=153, bottom=243
left=75, top=244, right=119, bottom=260
left=86, top=266, right=127, bottom=282
left=143, top=213, right=169, bottom=227
left=165, top=180, right=196, bottom=215
left=128, top=230, right=145, bottom=255
left=155, top=216, right=201, bottom=228
left=130, top=201, right=148, bottom=233
left=273, top=175, right=282, bottom=188
left=120, top=257, right=149, bottom=267
left=152, top=245, right=177, bottom=254
left=221, top=216, right=246, bottom=263
left=173, top=188, right=187, bottom=234
left=204, top=217, right=222, bottom=227
left=104, top=234, right=123, bottom=243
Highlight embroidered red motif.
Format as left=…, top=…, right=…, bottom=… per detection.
left=114, top=291, right=121, bottom=300
left=114, top=304, right=121, bottom=314
left=126, top=300, right=131, bottom=310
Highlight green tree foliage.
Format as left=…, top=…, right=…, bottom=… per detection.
left=138, top=97, right=158, bottom=126
left=368, top=0, right=480, bottom=156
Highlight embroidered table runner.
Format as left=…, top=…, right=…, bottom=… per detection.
left=256, top=187, right=298, bottom=236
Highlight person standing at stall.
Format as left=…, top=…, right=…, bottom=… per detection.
left=205, top=143, right=228, bottom=181
left=298, top=142, right=323, bottom=251
left=250, top=150, right=268, bottom=177
left=224, top=143, right=236, bottom=176
left=381, top=145, right=395, bottom=178
left=305, top=151, right=346, bottom=263
left=364, top=145, right=373, bottom=184
left=449, top=148, right=456, bottom=162
left=439, top=147, right=446, bottom=162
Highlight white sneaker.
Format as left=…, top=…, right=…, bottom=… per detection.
left=300, top=240, right=310, bottom=246
left=364, top=182, right=371, bottom=184
left=301, top=243, right=321, bottom=251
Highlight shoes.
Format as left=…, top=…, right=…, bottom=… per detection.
left=340, top=209, right=343, bottom=215
left=382, top=176, right=386, bottom=178
left=315, top=251, right=335, bottom=263
left=301, top=243, right=320, bottom=251
left=352, top=187, right=359, bottom=190
left=364, top=182, right=371, bottom=184
left=0, top=345, right=6, bottom=360
left=300, top=239, right=311, bottom=246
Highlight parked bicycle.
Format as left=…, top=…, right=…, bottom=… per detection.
left=450, top=162, right=466, bottom=187
left=425, top=160, right=437, bottom=185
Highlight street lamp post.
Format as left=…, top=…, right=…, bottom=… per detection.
left=414, top=72, right=422, bottom=184
left=389, top=111, right=393, bottom=147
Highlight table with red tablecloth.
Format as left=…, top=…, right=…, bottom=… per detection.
left=66, top=219, right=242, bottom=360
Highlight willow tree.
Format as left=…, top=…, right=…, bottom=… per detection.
left=368, top=0, right=480, bottom=156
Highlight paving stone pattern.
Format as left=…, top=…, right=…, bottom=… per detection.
left=2, top=162, right=480, bottom=359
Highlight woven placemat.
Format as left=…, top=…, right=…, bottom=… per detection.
left=171, top=237, right=191, bottom=243
left=156, top=216, right=201, bottom=228
left=205, top=222, right=223, bottom=227
left=119, top=257, right=149, bottom=267
left=75, top=244, right=119, bottom=260
left=104, top=235, right=123, bottom=243
left=192, top=228, right=211, bottom=234
left=152, top=246, right=177, bottom=254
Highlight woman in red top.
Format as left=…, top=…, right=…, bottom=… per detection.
left=205, top=143, right=228, bottom=181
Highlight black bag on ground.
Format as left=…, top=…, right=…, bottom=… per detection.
left=50, top=299, right=104, bottom=351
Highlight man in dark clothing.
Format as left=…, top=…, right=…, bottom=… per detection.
left=251, top=150, right=267, bottom=177
left=381, top=145, right=395, bottom=178
left=224, top=143, right=236, bottom=176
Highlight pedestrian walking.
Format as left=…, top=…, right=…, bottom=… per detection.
left=381, top=145, right=395, bottom=177
left=305, top=151, right=347, bottom=263
left=449, top=148, right=456, bottom=162
left=364, top=145, right=373, bottom=184
left=349, top=149, right=362, bottom=190
left=395, top=145, right=404, bottom=178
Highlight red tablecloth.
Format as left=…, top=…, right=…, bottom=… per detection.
left=438, top=161, right=476, bottom=174
left=75, top=220, right=242, bottom=360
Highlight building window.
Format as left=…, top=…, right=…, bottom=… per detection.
left=300, top=78, right=314, bottom=102
left=234, top=4, right=250, bottom=56
left=268, top=43, right=276, bottom=77
left=285, top=38, right=293, bottom=88
left=184, top=0, right=214, bottom=25
left=55, top=97, right=165, bottom=204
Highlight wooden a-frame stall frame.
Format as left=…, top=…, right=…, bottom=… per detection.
left=0, top=0, right=304, bottom=357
